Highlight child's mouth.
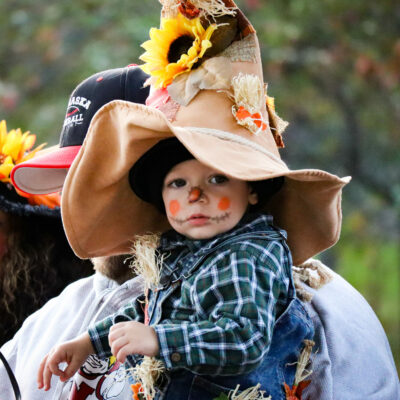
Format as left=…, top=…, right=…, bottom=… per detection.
left=187, top=214, right=210, bottom=226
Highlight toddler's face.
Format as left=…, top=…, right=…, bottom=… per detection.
left=162, top=159, right=258, bottom=239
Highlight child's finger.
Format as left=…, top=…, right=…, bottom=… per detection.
left=109, top=322, right=127, bottom=337
left=116, top=343, right=132, bottom=363
left=110, top=336, right=129, bottom=358
left=37, top=354, right=48, bottom=389
left=47, top=352, right=66, bottom=376
left=59, top=358, right=82, bottom=382
left=43, top=362, right=54, bottom=391
left=108, top=325, right=129, bottom=346
left=108, top=327, right=123, bottom=344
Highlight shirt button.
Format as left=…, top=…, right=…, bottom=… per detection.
left=171, top=352, right=181, bottom=362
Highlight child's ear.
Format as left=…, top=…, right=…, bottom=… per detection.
left=248, top=185, right=259, bottom=205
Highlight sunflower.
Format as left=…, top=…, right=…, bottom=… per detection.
left=140, top=13, right=217, bottom=88
left=0, top=120, right=45, bottom=183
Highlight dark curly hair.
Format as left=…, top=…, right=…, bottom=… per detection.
left=0, top=213, right=93, bottom=345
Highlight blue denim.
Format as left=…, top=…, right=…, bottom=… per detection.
left=129, top=232, right=314, bottom=400
left=162, top=297, right=314, bottom=400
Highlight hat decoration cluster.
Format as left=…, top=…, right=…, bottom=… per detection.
left=140, top=0, right=287, bottom=147
left=0, top=120, right=60, bottom=209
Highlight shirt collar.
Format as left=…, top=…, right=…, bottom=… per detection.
left=159, top=213, right=277, bottom=255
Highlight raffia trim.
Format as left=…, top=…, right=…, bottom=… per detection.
left=294, top=339, right=314, bottom=386
left=220, top=34, right=257, bottom=63
left=232, top=73, right=263, bottom=115
left=130, top=234, right=162, bottom=292
left=130, top=356, right=166, bottom=400
left=231, top=73, right=269, bottom=135
left=160, top=0, right=236, bottom=19
left=190, top=0, right=237, bottom=18
left=228, top=383, right=271, bottom=400
left=159, top=0, right=179, bottom=18
left=292, top=259, right=333, bottom=302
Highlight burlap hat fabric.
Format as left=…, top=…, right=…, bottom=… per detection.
left=61, top=0, right=350, bottom=265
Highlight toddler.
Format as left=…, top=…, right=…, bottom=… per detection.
left=38, top=138, right=313, bottom=399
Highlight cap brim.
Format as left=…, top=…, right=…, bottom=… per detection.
left=11, top=145, right=81, bottom=195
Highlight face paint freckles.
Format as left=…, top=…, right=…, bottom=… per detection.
left=169, top=200, right=181, bottom=216
left=218, top=196, right=231, bottom=211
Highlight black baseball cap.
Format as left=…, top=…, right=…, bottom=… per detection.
left=11, top=66, right=150, bottom=195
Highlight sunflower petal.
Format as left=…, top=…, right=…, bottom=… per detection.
left=3, top=129, right=22, bottom=160
left=0, top=120, right=7, bottom=148
left=140, top=15, right=217, bottom=88
left=0, top=156, right=15, bottom=182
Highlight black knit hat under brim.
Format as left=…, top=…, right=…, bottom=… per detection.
left=129, top=137, right=284, bottom=213
left=129, top=138, right=194, bottom=212
left=0, top=183, right=60, bottom=218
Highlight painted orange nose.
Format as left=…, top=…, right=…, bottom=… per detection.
left=188, top=187, right=202, bottom=203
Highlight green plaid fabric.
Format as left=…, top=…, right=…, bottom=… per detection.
left=88, top=214, right=293, bottom=376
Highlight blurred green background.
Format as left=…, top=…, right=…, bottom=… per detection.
left=1, top=0, right=399, bottom=372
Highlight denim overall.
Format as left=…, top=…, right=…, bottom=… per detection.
left=134, top=231, right=314, bottom=400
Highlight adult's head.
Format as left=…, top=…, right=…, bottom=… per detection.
left=0, top=121, right=93, bottom=344
left=11, top=66, right=150, bottom=195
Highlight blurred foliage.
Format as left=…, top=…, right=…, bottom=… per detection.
left=0, top=0, right=399, bottom=372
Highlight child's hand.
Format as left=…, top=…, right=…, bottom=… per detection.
left=108, top=321, right=159, bottom=363
left=37, top=332, right=94, bottom=391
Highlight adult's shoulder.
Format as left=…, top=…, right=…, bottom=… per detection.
left=302, top=265, right=400, bottom=399
left=10, top=275, right=98, bottom=339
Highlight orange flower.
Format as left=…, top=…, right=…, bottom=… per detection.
left=15, top=187, right=61, bottom=209
left=283, top=381, right=311, bottom=400
left=131, top=382, right=148, bottom=400
left=235, top=106, right=267, bottom=132
left=0, top=120, right=46, bottom=183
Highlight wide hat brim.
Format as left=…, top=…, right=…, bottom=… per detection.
left=11, top=145, right=81, bottom=195
left=62, top=99, right=350, bottom=265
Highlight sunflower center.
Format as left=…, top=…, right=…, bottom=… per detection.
left=167, top=35, right=194, bottom=63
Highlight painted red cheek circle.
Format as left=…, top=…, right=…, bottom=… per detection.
left=218, top=197, right=231, bottom=211
left=169, top=200, right=180, bottom=216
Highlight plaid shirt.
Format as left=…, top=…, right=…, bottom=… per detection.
left=89, top=214, right=293, bottom=377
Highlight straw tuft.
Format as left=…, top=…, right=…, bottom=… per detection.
left=191, top=0, right=237, bottom=18
left=231, top=73, right=267, bottom=134
left=228, top=383, right=271, bottom=400
left=159, top=0, right=236, bottom=19
left=292, top=258, right=333, bottom=302
left=232, top=73, right=264, bottom=114
left=294, top=339, right=314, bottom=386
left=130, top=234, right=162, bottom=292
left=131, top=356, right=166, bottom=400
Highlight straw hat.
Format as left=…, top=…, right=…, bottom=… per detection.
left=61, top=0, right=350, bottom=265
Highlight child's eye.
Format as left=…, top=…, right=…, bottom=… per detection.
left=167, top=178, right=187, bottom=188
left=209, top=175, right=228, bottom=184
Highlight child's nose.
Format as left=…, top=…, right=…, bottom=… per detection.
left=188, top=187, right=203, bottom=203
